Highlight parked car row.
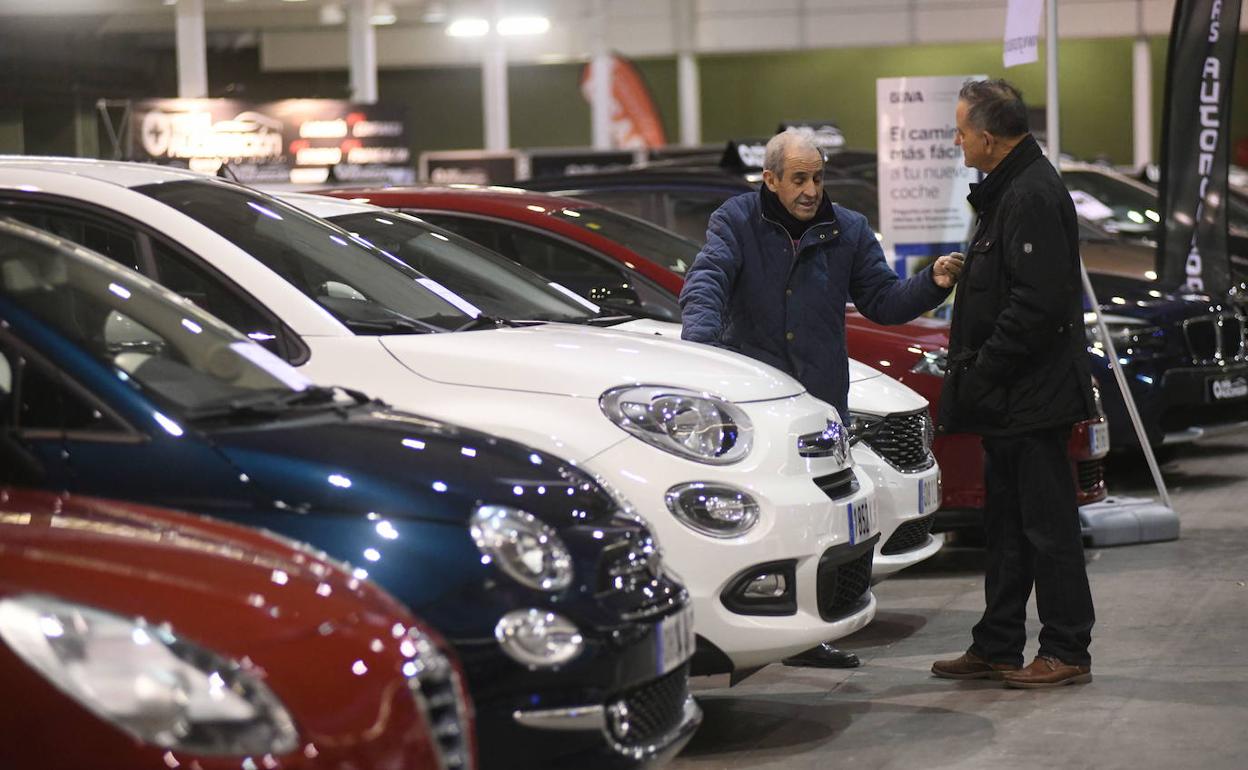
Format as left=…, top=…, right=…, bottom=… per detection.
left=0, top=156, right=949, bottom=768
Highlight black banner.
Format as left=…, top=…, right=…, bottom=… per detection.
left=126, top=98, right=413, bottom=185
left=1157, top=0, right=1242, bottom=294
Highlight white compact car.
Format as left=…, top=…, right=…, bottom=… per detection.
left=281, top=192, right=944, bottom=582
left=0, top=159, right=879, bottom=674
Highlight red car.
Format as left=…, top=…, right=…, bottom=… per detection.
left=0, top=487, right=475, bottom=770
left=321, top=186, right=1108, bottom=528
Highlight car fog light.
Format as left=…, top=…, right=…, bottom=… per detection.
left=495, top=609, right=583, bottom=669
left=742, top=572, right=787, bottom=599
left=665, top=483, right=760, bottom=538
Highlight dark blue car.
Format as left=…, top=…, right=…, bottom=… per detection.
left=0, top=218, right=699, bottom=770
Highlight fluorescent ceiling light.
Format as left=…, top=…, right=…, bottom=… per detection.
left=372, top=2, right=397, bottom=25
left=498, top=16, right=551, bottom=36
left=319, top=3, right=345, bottom=24
left=446, top=18, right=489, bottom=37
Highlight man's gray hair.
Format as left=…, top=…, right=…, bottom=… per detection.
left=958, top=78, right=1029, bottom=138
left=764, top=128, right=823, bottom=179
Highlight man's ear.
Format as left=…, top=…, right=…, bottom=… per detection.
left=762, top=169, right=780, bottom=192
left=982, top=131, right=996, bottom=155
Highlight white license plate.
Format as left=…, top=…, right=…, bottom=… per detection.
left=656, top=604, right=695, bottom=676
left=918, top=473, right=942, bottom=515
left=847, top=497, right=877, bottom=545
left=1087, top=422, right=1110, bottom=456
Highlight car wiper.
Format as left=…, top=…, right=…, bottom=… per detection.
left=185, top=386, right=360, bottom=421
left=583, top=313, right=637, bottom=327
left=452, top=314, right=526, bottom=332
left=342, top=316, right=443, bottom=335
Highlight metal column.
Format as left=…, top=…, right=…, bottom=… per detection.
left=175, top=0, right=208, bottom=98
left=482, top=0, right=509, bottom=151
left=590, top=0, right=613, bottom=150
left=348, top=0, right=379, bottom=104
left=676, top=0, right=701, bottom=147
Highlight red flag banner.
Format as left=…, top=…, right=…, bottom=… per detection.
left=580, top=54, right=667, bottom=149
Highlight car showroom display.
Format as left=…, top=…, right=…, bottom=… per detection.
left=0, top=159, right=880, bottom=690
left=285, top=191, right=944, bottom=579
left=0, top=487, right=474, bottom=770
left=0, top=216, right=697, bottom=770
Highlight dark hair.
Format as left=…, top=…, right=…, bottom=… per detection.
left=958, top=79, right=1029, bottom=138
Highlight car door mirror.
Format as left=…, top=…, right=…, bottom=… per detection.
left=319, top=281, right=369, bottom=301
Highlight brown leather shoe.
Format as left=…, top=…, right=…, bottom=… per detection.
left=1002, top=655, right=1092, bottom=689
left=931, top=651, right=1020, bottom=680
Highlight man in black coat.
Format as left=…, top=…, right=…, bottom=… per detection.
left=931, top=79, right=1098, bottom=688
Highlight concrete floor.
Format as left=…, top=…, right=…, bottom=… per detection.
left=673, top=434, right=1248, bottom=770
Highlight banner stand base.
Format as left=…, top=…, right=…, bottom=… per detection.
left=1079, top=496, right=1180, bottom=547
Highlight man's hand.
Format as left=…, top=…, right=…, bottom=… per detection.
left=932, top=252, right=965, bottom=289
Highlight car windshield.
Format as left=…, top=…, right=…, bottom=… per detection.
left=0, top=218, right=318, bottom=418
left=1061, top=170, right=1162, bottom=236
left=550, top=206, right=701, bottom=276
left=329, top=211, right=599, bottom=323
left=136, top=179, right=480, bottom=334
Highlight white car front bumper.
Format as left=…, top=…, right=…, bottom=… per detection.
left=854, top=444, right=944, bottom=581
left=584, top=392, right=880, bottom=672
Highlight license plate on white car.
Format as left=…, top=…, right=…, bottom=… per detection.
left=1087, top=422, right=1110, bottom=456
left=918, top=473, right=942, bottom=515
left=847, top=497, right=877, bottom=545
left=656, top=604, right=695, bottom=676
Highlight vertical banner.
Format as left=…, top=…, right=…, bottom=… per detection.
left=1003, top=0, right=1044, bottom=68
left=580, top=54, right=668, bottom=149
left=876, top=75, right=984, bottom=277
left=1157, top=0, right=1242, bottom=295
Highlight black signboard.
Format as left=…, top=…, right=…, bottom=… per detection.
left=1157, top=0, right=1243, bottom=294
left=127, top=98, right=412, bottom=185
left=421, top=152, right=523, bottom=185
left=527, top=149, right=640, bottom=180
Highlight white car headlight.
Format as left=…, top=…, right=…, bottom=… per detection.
left=0, top=594, right=298, bottom=756
left=600, top=385, right=753, bottom=464
left=471, top=505, right=574, bottom=591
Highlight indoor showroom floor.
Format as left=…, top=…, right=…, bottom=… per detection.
left=674, top=434, right=1248, bottom=770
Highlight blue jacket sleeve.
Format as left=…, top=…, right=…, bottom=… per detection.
left=679, top=203, right=743, bottom=345
left=847, top=214, right=951, bottom=324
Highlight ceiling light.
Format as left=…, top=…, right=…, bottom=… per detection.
left=446, top=18, right=489, bottom=37
left=319, top=3, right=345, bottom=24
left=371, top=1, right=396, bottom=25
left=498, top=16, right=550, bottom=36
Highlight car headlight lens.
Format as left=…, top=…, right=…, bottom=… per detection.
left=846, top=411, right=885, bottom=446
left=1085, top=313, right=1166, bottom=358
left=600, top=385, right=752, bottom=464
left=494, top=609, right=584, bottom=668
left=665, top=482, right=760, bottom=538
left=471, top=505, right=573, bottom=591
left=0, top=594, right=298, bottom=756
left=909, top=347, right=948, bottom=376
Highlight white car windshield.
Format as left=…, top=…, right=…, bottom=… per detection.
left=0, top=218, right=323, bottom=420
left=330, top=211, right=599, bottom=323
left=136, top=179, right=481, bottom=334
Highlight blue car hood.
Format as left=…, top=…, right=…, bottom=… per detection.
left=1087, top=272, right=1224, bottom=326
left=204, top=405, right=616, bottom=529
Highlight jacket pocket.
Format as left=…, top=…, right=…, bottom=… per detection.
left=951, top=350, right=1008, bottom=427
left=964, top=238, right=998, bottom=291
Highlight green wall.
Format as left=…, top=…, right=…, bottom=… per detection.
left=698, top=35, right=1248, bottom=166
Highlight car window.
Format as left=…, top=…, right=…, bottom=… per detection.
left=2, top=200, right=296, bottom=360
left=137, top=180, right=478, bottom=333
left=1061, top=170, right=1160, bottom=236
left=562, top=191, right=655, bottom=221
left=0, top=220, right=313, bottom=419
left=0, top=339, right=118, bottom=435
left=548, top=207, right=701, bottom=277
left=331, top=211, right=597, bottom=322
left=660, top=191, right=736, bottom=244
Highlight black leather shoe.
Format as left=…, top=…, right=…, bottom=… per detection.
left=781, top=643, right=861, bottom=668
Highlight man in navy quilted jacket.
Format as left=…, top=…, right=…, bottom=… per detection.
left=680, top=127, right=964, bottom=668
left=681, top=128, right=964, bottom=421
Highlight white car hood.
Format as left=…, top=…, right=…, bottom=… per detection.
left=379, top=323, right=805, bottom=402
left=612, top=319, right=927, bottom=413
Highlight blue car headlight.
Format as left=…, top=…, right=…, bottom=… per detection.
left=471, top=505, right=574, bottom=592
left=1086, top=313, right=1166, bottom=359
left=0, top=594, right=299, bottom=756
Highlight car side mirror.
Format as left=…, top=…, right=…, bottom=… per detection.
left=319, top=281, right=368, bottom=301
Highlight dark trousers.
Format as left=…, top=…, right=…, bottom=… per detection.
left=968, top=428, right=1095, bottom=667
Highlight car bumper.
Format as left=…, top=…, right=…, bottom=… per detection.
left=1158, top=364, right=1248, bottom=444
left=585, top=393, right=880, bottom=672
left=852, top=444, right=943, bottom=580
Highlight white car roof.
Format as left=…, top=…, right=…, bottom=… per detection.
left=0, top=156, right=212, bottom=189
left=272, top=190, right=378, bottom=220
